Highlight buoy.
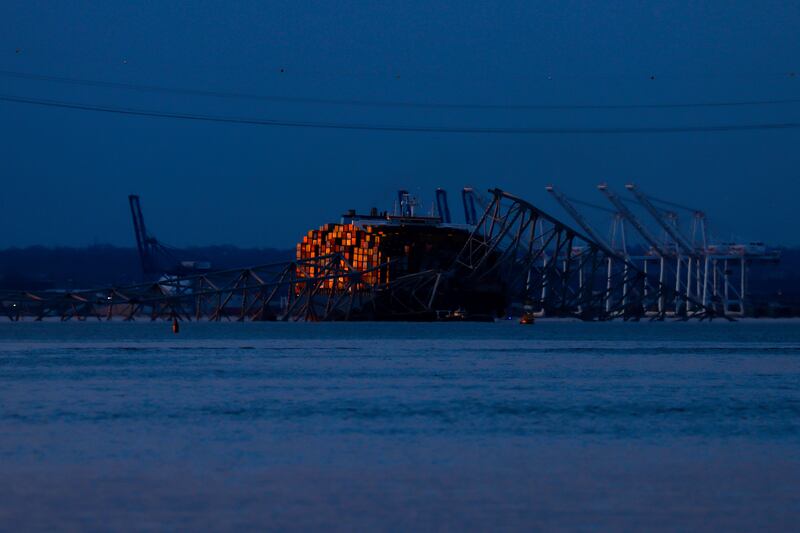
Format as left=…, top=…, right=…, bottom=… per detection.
left=172, top=317, right=180, bottom=334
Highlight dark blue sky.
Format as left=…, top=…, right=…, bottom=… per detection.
left=1, top=1, right=798, bottom=248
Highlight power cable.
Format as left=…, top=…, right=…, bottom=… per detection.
left=2, top=69, right=800, bottom=111
left=3, top=94, right=800, bottom=134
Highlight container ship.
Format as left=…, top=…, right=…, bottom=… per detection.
left=295, top=190, right=507, bottom=320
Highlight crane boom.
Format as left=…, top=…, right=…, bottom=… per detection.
left=545, top=185, right=618, bottom=257
left=626, top=184, right=696, bottom=255
left=597, top=183, right=671, bottom=256
left=128, top=194, right=153, bottom=276
left=128, top=194, right=190, bottom=277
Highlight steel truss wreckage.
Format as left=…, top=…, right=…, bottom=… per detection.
left=1, top=189, right=719, bottom=322
left=450, top=189, right=715, bottom=320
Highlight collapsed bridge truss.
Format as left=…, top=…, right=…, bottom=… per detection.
left=452, top=189, right=714, bottom=320
left=0, top=254, right=382, bottom=322
left=1, top=189, right=717, bottom=322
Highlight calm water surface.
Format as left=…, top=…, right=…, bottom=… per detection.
left=1, top=320, right=799, bottom=531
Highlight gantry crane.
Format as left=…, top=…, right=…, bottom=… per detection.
left=547, top=185, right=631, bottom=313
left=626, top=184, right=696, bottom=255
left=129, top=194, right=166, bottom=277
left=128, top=195, right=210, bottom=280
left=461, top=187, right=479, bottom=225
left=624, top=184, right=766, bottom=315
left=435, top=188, right=452, bottom=223
left=597, top=183, right=678, bottom=314
left=546, top=185, right=616, bottom=256
left=625, top=183, right=705, bottom=313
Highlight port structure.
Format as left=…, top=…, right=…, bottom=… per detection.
left=129, top=194, right=169, bottom=277
left=549, top=183, right=779, bottom=317
left=546, top=186, right=650, bottom=314
left=2, top=187, right=729, bottom=322
left=616, top=184, right=778, bottom=316
left=128, top=194, right=211, bottom=279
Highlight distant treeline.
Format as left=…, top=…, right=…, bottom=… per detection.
left=0, top=245, right=293, bottom=290
left=1, top=245, right=799, bottom=316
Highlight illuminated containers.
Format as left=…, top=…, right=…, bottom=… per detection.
left=296, top=223, right=385, bottom=289
left=296, top=221, right=471, bottom=291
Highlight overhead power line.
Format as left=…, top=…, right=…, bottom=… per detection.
left=2, top=94, right=800, bottom=134
left=1, top=69, right=800, bottom=111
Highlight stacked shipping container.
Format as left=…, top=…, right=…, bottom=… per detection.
left=296, top=223, right=388, bottom=290
left=296, top=219, right=475, bottom=297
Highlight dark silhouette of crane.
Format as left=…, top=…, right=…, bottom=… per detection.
left=128, top=195, right=210, bottom=279
left=435, top=188, right=452, bottom=223
left=461, top=188, right=479, bottom=225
